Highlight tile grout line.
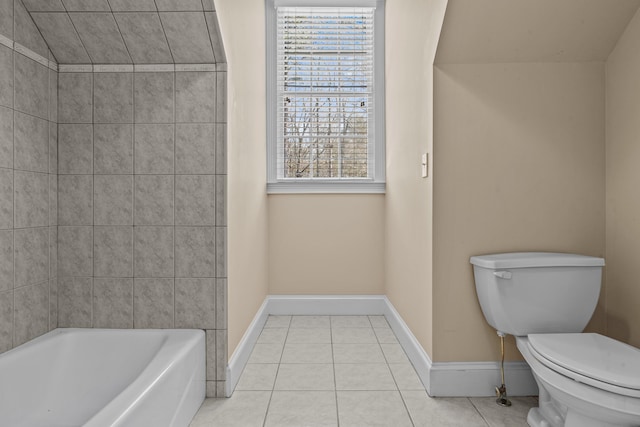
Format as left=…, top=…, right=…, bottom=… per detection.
left=468, top=397, right=493, bottom=427
left=131, top=68, right=136, bottom=328
left=331, top=316, right=340, bottom=427
left=262, top=315, right=291, bottom=427
left=372, top=314, right=418, bottom=427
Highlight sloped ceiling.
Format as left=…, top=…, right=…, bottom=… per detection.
left=22, top=0, right=225, bottom=64
left=435, top=0, right=640, bottom=63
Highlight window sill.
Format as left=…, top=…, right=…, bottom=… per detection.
left=267, top=181, right=386, bottom=194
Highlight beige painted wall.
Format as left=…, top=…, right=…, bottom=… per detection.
left=216, top=0, right=270, bottom=358
left=384, top=0, right=448, bottom=359
left=269, top=195, right=384, bottom=294
left=433, top=62, right=606, bottom=362
left=605, top=8, right=640, bottom=349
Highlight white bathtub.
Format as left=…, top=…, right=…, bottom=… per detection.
left=0, top=328, right=205, bottom=427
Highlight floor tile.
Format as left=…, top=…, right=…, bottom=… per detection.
left=264, top=315, right=291, bottom=328
left=335, top=363, right=397, bottom=390
left=333, top=343, right=386, bottom=363
left=389, top=363, right=425, bottom=390
left=401, top=391, right=489, bottom=427
left=191, top=315, right=537, bottom=427
left=257, top=327, right=288, bottom=344
left=331, top=315, right=372, bottom=328
left=337, top=391, right=413, bottom=427
left=265, top=391, right=338, bottom=427
left=275, top=363, right=335, bottom=390
left=235, top=364, right=278, bottom=391
left=189, top=392, right=271, bottom=427
left=286, top=327, right=331, bottom=344
left=368, top=315, right=390, bottom=328
left=248, top=343, right=284, bottom=364
left=470, top=396, right=535, bottom=427
left=332, top=327, right=378, bottom=344
left=380, top=343, right=411, bottom=364
left=374, top=327, right=399, bottom=343
left=290, top=315, right=330, bottom=328
left=281, top=343, right=333, bottom=363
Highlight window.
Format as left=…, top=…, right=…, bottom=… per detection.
left=266, top=0, right=385, bottom=193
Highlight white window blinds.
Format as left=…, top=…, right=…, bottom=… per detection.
left=276, top=6, right=375, bottom=180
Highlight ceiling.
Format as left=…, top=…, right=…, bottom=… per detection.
left=435, top=0, right=640, bottom=63
left=22, top=0, right=225, bottom=64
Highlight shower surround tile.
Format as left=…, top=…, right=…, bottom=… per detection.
left=133, top=278, right=174, bottom=328
left=58, top=124, right=93, bottom=174
left=69, top=13, right=131, bottom=64
left=30, top=13, right=91, bottom=64
left=21, top=0, right=65, bottom=12
left=50, top=65, right=227, bottom=396
left=0, top=19, right=57, bottom=356
left=175, top=72, right=215, bottom=122
left=0, top=290, right=12, bottom=352
left=94, top=175, right=133, bottom=225
left=175, top=175, right=215, bottom=226
left=0, top=230, right=12, bottom=291
left=13, top=171, right=48, bottom=228
left=134, top=124, right=174, bottom=174
left=93, top=226, right=133, bottom=277
left=134, top=226, right=174, bottom=277
left=58, top=277, right=92, bottom=328
left=134, top=175, right=174, bottom=225
left=93, top=124, right=133, bottom=174
left=62, top=0, right=110, bottom=12
left=0, top=168, right=12, bottom=229
left=58, top=175, right=93, bottom=226
left=14, top=112, right=48, bottom=173
left=58, top=226, right=93, bottom=277
left=0, top=0, right=12, bottom=42
left=48, top=123, right=57, bottom=174
left=0, top=106, right=13, bottom=168
left=175, top=123, right=215, bottom=174
left=14, top=0, right=48, bottom=59
left=93, top=278, right=133, bottom=328
left=58, top=73, right=92, bottom=123
left=0, top=46, right=13, bottom=108
left=134, top=72, right=174, bottom=123
left=175, top=226, right=215, bottom=278
left=114, top=13, right=173, bottom=64
left=155, top=0, right=203, bottom=11
left=13, top=281, right=49, bottom=346
left=108, top=0, right=157, bottom=12
left=14, top=227, right=49, bottom=287
left=159, top=12, right=214, bottom=63
left=175, top=278, right=215, bottom=329
left=14, top=54, right=48, bottom=120
left=94, top=73, right=133, bottom=123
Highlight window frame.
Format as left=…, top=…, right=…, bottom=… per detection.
left=266, top=0, right=386, bottom=194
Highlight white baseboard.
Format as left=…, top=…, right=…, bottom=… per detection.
left=225, top=298, right=270, bottom=397
left=225, top=295, right=538, bottom=398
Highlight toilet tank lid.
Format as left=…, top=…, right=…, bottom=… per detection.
left=470, top=252, right=605, bottom=269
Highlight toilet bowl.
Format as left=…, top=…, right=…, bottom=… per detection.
left=470, top=252, right=640, bottom=427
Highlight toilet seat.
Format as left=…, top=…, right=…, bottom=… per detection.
left=527, top=333, right=640, bottom=398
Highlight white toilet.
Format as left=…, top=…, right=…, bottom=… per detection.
left=470, top=252, right=640, bottom=427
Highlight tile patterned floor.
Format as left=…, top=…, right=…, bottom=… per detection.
left=190, top=315, right=537, bottom=427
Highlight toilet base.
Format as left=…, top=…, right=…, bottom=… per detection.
left=527, top=408, right=553, bottom=427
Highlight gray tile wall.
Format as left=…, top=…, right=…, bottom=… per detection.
left=0, top=0, right=59, bottom=353
left=57, top=65, right=227, bottom=397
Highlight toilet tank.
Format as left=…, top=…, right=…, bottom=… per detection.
left=470, top=252, right=605, bottom=336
